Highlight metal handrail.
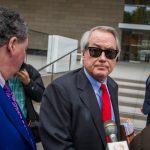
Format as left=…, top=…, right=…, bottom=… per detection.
left=38, top=47, right=79, bottom=72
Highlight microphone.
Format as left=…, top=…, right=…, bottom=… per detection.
left=104, top=120, right=118, bottom=142
left=104, top=120, right=129, bottom=150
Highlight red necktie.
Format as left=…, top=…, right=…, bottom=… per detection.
left=100, top=83, right=112, bottom=142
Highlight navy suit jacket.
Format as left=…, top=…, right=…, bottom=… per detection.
left=143, top=75, right=150, bottom=125
left=40, top=68, right=120, bottom=150
left=0, top=86, right=36, bottom=150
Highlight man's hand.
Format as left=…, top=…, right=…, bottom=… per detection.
left=17, top=69, right=30, bottom=85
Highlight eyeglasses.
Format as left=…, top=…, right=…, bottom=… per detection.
left=87, top=47, right=119, bottom=59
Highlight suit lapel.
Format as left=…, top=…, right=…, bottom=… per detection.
left=77, top=69, right=107, bottom=146
left=0, top=86, right=34, bottom=147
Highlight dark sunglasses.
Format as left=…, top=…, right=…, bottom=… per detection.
left=87, top=47, right=119, bottom=59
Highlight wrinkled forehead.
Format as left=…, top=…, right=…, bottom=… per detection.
left=88, top=30, right=117, bottom=47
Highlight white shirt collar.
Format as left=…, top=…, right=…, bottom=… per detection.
left=0, top=72, right=5, bottom=88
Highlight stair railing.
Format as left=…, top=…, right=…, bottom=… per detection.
left=38, top=47, right=79, bottom=81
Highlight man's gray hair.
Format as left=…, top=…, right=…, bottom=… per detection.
left=80, top=26, right=121, bottom=55
left=0, top=7, right=28, bottom=47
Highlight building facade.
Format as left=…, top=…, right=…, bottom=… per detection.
left=1, top=0, right=150, bottom=63
left=1, top=0, right=124, bottom=51
left=120, top=0, right=150, bottom=63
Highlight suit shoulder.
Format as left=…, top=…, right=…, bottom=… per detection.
left=107, top=76, right=118, bottom=87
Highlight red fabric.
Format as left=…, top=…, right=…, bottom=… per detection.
left=101, top=83, right=112, bottom=142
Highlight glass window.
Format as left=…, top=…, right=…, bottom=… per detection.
left=124, top=5, right=145, bottom=24
left=121, top=30, right=150, bottom=62
left=122, top=0, right=150, bottom=63
left=145, top=6, right=150, bottom=24
left=146, top=1, right=150, bottom=5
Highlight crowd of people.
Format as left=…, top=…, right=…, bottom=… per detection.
left=0, top=6, right=150, bottom=150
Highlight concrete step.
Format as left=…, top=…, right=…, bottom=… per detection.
left=41, top=71, right=76, bottom=87
left=119, top=105, right=145, bottom=119
left=118, top=87, right=145, bottom=99
left=114, top=77, right=145, bottom=84
left=133, top=119, right=146, bottom=133
left=116, top=80, right=145, bottom=91
left=119, top=106, right=146, bottom=132
left=118, top=96, right=144, bottom=108
left=116, top=78, right=146, bottom=132
left=40, top=73, right=59, bottom=87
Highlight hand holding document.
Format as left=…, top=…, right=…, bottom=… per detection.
left=120, top=118, right=135, bottom=144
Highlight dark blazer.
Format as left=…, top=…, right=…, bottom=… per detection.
left=40, top=68, right=120, bottom=150
left=143, top=75, right=150, bottom=125
left=0, top=86, right=36, bottom=150
left=21, top=63, right=45, bottom=103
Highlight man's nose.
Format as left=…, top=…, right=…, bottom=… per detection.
left=98, top=51, right=107, bottom=60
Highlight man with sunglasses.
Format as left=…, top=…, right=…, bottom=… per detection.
left=40, top=26, right=121, bottom=150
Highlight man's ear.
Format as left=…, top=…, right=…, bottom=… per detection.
left=7, top=37, right=17, bottom=55
left=80, top=52, right=84, bottom=65
left=81, top=51, right=85, bottom=60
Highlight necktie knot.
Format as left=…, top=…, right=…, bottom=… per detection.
left=100, top=83, right=107, bottom=92
left=3, top=83, right=9, bottom=90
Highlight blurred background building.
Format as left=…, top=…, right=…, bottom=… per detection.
left=120, top=0, right=150, bottom=63
left=1, top=0, right=149, bottom=63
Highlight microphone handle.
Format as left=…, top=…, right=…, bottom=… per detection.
left=109, top=134, right=118, bottom=142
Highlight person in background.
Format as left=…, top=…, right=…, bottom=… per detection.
left=8, top=62, right=45, bottom=142
left=141, top=75, right=150, bottom=126
left=0, top=6, right=36, bottom=150
left=39, top=26, right=121, bottom=150
left=130, top=125, right=150, bottom=150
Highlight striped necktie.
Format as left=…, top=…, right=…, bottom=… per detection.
left=3, top=83, right=36, bottom=149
